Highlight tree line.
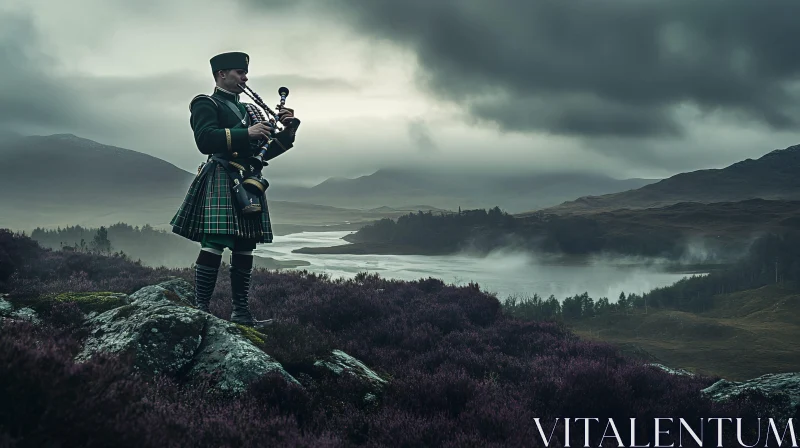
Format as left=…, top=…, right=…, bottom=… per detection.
left=349, top=207, right=735, bottom=260
left=30, top=223, right=203, bottom=268
left=30, top=225, right=115, bottom=254
left=503, top=231, right=800, bottom=321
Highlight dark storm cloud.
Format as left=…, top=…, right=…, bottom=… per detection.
left=0, top=12, right=150, bottom=136
left=0, top=10, right=359, bottom=146
left=471, top=91, right=681, bottom=137
left=250, top=0, right=800, bottom=138
left=0, top=12, right=88, bottom=132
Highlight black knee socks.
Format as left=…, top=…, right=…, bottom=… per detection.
left=196, top=250, right=222, bottom=269
left=231, top=253, right=253, bottom=271
left=196, top=245, right=254, bottom=271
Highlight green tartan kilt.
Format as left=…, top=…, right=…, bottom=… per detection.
left=170, top=161, right=273, bottom=243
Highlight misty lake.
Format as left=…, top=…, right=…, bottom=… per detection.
left=254, top=231, right=704, bottom=302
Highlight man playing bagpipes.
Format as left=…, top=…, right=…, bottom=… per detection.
left=170, top=51, right=299, bottom=329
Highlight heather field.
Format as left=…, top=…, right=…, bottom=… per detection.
left=0, top=229, right=792, bottom=447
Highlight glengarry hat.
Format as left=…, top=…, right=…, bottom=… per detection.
left=210, top=52, right=249, bottom=72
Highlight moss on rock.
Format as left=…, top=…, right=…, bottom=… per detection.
left=233, top=324, right=267, bottom=349
left=49, top=292, right=128, bottom=314
left=10, top=291, right=128, bottom=314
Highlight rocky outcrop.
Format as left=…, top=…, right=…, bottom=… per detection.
left=63, top=277, right=387, bottom=398
left=2, top=278, right=390, bottom=397
left=645, top=362, right=799, bottom=418
left=76, top=278, right=299, bottom=394
left=701, top=372, right=800, bottom=419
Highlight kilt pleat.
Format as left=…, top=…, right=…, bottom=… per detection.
left=170, top=161, right=273, bottom=243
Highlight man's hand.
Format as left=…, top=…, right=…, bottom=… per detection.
left=248, top=122, right=274, bottom=140
left=277, top=107, right=298, bottom=128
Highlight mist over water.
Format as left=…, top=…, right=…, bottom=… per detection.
left=255, top=232, right=700, bottom=302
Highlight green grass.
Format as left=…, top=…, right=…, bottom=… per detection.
left=567, top=283, right=800, bottom=381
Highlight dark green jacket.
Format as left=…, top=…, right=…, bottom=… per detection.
left=189, top=86, right=295, bottom=162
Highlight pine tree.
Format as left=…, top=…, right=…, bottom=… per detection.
left=91, top=226, right=112, bottom=254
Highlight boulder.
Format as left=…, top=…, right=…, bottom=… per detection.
left=315, top=349, right=388, bottom=389
left=701, top=372, right=800, bottom=419
left=76, top=278, right=299, bottom=395
left=6, top=277, right=388, bottom=398
left=314, top=349, right=388, bottom=404
left=0, top=297, right=11, bottom=317
left=9, top=307, right=40, bottom=324
left=0, top=295, right=41, bottom=324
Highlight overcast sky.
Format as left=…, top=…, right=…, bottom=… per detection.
left=3, top=0, right=800, bottom=186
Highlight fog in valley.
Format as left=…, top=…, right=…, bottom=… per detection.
left=254, top=231, right=702, bottom=302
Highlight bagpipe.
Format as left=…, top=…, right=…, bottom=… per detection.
left=226, top=85, right=301, bottom=215
left=239, top=84, right=301, bottom=163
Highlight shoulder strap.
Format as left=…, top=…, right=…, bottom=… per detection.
left=190, top=94, right=218, bottom=110
left=213, top=95, right=247, bottom=127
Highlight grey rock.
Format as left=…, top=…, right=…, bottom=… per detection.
left=77, top=278, right=298, bottom=395
left=71, top=277, right=384, bottom=397
left=315, top=349, right=387, bottom=388
left=646, top=363, right=695, bottom=377
left=0, top=298, right=12, bottom=317
left=702, top=372, right=800, bottom=419
left=314, top=350, right=388, bottom=404
left=77, top=299, right=206, bottom=377
left=128, top=277, right=195, bottom=308
left=10, top=307, right=40, bottom=324
left=187, top=320, right=300, bottom=393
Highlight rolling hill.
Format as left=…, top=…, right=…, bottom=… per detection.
left=0, top=134, right=443, bottom=232
left=529, top=143, right=800, bottom=216
left=571, top=282, right=800, bottom=381
left=0, top=133, right=193, bottom=201
left=268, top=168, right=658, bottom=213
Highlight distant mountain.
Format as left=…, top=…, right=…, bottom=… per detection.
left=268, top=168, right=658, bottom=213
left=529, top=143, right=800, bottom=216
left=0, top=134, right=196, bottom=231
left=0, top=134, right=439, bottom=232
left=0, top=133, right=195, bottom=202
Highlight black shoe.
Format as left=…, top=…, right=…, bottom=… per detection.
left=239, top=318, right=275, bottom=332
left=194, top=264, right=218, bottom=313
left=229, top=265, right=273, bottom=329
